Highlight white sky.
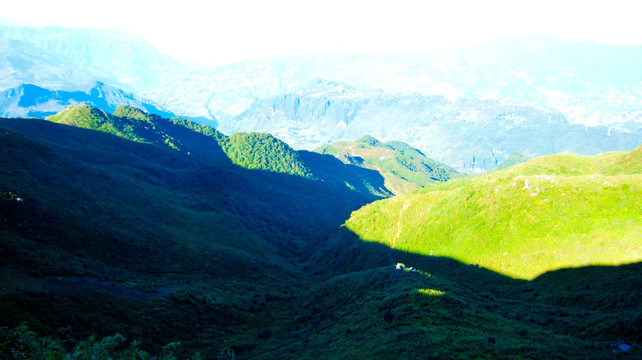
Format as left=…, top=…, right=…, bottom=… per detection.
left=1, top=0, right=641, bottom=66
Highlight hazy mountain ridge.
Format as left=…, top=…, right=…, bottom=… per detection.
left=0, top=36, right=112, bottom=90
left=0, top=26, right=208, bottom=123
left=0, top=82, right=177, bottom=119
left=1, top=27, right=641, bottom=171
left=0, top=26, right=185, bottom=91
left=143, top=35, right=642, bottom=126
left=232, top=79, right=641, bottom=171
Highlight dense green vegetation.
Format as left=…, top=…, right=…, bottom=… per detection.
left=1, top=107, right=640, bottom=359
left=315, top=135, right=458, bottom=194
left=344, top=147, right=642, bottom=279
left=47, top=105, right=313, bottom=178
left=221, top=132, right=313, bottom=178
left=0, top=112, right=382, bottom=358
left=46, top=105, right=392, bottom=195
left=0, top=324, right=199, bottom=360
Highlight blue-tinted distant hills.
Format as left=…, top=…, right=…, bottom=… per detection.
left=0, top=82, right=178, bottom=120
left=139, top=35, right=642, bottom=170
left=1, top=26, right=641, bottom=170
left=0, top=26, right=185, bottom=92
left=230, top=79, right=641, bottom=171
left=153, top=35, right=642, bottom=128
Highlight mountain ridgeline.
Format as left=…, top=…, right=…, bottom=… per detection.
left=3, top=27, right=642, bottom=172
left=315, top=135, right=458, bottom=194
left=1, top=25, right=642, bottom=358
left=0, top=107, right=640, bottom=359
left=45, top=104, right=392, bottom=195
left=45, top=104, right=305, bottom=176
left=0, top=82, right=179, bottom=121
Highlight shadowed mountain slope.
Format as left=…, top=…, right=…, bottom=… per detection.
left=0, top=113, right=385, bottom=355
left=0, top=111, right=640, bottom=359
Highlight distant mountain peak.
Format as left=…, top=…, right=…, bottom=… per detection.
left=316, top=136, right=457, bottom=194
left=356, top=135, right=382, bottom=147
left=47, top=103, right=109, bottom=127
left=113, top=105, right=152, bottom=121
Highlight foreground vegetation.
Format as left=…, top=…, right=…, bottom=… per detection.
left=1, top=106, right=640, bottom=359
left=0, top=324, right=206, bottom=360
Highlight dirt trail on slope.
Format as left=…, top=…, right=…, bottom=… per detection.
left=388, top=200, right=410, bottom=264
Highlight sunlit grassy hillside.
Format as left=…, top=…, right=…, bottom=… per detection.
left=345, top=147, right=642, bottom=279
left=315, top=135, right=457, bottom=194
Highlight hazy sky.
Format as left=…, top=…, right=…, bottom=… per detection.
left=2, top=0, right=641, bottom=66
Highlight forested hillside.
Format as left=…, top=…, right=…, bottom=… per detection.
left=0, top=107, right=639, bottom=359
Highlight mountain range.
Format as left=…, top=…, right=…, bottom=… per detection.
left=1, top=26, right=641, bottom=171
left=0, top=23, right=641, bottom=359
left=0, top=26, right=182, bottom=91
left=0, top=82, right=177, bottom=120
left=0, top=107, right=639, bottom=358
left=231, top=79, right=641, bottom=171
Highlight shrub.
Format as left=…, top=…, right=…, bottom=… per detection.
left=0, top=324, right=194, bottom=359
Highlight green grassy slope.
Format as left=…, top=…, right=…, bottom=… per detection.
left=344, top=148, right=642, bottom=280
left=46, top=105, right=392, bottom=197
left=294, top=150, right=641, bottom=360
left=496, top=152, right=531, bottom=170
left=315, top=135, right=458, bottom=194
left=2, top=109, right=640, bottom=359
left=289, top=253, right=641, bottom=360
left=0, top=115, right=381, bottom=356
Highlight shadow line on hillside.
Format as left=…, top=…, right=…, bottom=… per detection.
left=2, top=116, right=640, bottom=354
left=0, top=116, right=393, bottom=282
left=308, top=226, right=642, bottom=300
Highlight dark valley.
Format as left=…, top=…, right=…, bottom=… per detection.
left=1, top=107, right=640, bottom=359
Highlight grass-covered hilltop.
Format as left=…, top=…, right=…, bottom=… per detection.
left=343, top=147, right=642, bottom=279
left=315, top=135, right=458, bottom=195
left=1, top=105, right=640, bottom=359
